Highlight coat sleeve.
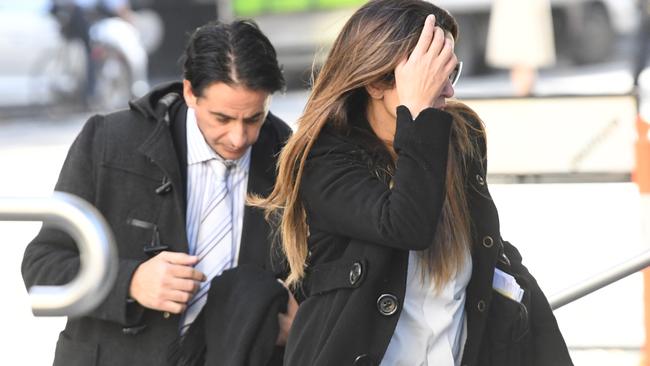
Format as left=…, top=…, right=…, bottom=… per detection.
left=21, top=115, right=144, bottom=326
left=301, top=106, right=453, bottom=250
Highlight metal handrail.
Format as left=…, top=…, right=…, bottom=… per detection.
left=549, top=249, right=650, bottom=310
left=0, top=192, right=118, bottom=317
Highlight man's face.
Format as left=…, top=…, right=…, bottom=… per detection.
left=183, top=80, right=271, bottom=160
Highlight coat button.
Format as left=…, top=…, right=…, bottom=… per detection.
left=476, top=174, right=485, bottom=186
left=349, top=262, right=363, bottom=286
left=163, top=311, right=171, bottom=319
left=377, top=294, right=399, bottom=316
left=353, top=354, right=375, bottom=366
left=482, top=236, right=494, bottom=248
left=477, top=300, right=487, bottom=312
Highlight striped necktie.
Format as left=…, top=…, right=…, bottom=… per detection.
left=181, top=159, right=235, bottom=334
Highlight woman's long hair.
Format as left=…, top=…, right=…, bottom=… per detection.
left=252, top=0, right=484, bottom=289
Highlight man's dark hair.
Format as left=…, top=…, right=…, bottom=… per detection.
left=182, top=20, right=285, bottom=96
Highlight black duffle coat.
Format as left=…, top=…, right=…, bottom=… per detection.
left=21, top=82, right=292, bottom=366
left=284, top=106, right=573, bottom=366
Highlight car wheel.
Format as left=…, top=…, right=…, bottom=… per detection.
left=92, top=45, right=133, bottom=112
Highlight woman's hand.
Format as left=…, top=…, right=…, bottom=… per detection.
left=395, top=14, right=458, bottom=118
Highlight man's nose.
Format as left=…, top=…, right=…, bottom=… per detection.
left=229, top=122, right=247, bottom=148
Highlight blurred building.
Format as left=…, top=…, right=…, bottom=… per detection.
left=218, top=0, right=639, bottom=88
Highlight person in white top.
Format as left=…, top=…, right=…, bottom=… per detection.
left=485, top=0, right=556, bottom=96
left=256, top=1, right=572, bottom=365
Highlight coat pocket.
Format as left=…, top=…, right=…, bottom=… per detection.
left=53, top=331, right=98, bottom=366
left=484, top=290, right=531, bottom=366
left=304, top=258, right=367, bottom=297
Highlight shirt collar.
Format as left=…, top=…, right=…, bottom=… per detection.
left=186, top=107, right=252, bottom=171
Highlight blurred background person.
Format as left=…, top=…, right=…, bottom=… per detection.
left=485, top=0, right=556, bottom=97
left=635, top=0, right=650, bottom=82
left=49, top=0, right=133, bottom=106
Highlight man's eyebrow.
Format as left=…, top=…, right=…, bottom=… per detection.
left=209, top=111, right=235, bottom=119
left=244, top=112, right=264, bottom=121
left=209, top=111, right=265, bottom=120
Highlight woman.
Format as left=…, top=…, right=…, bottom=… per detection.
left=255, top=1, right=572, bottom=365
left=485, top=0, right=556, bottom=96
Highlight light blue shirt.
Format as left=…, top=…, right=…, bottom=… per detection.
left=185, top=107, right=250, bottom=265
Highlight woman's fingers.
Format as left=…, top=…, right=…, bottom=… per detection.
left=394, top=55, right=408, bottom=75
left=428, top=37, right=454, bottom=76
left=411, top=14, right=435, bottom=57
left=444, top=53, right=459, bottom=76
left=427, top=26, right=446, bottom=56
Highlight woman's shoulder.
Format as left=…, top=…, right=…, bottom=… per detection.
left=309, top=125, right=371, bottom=161
left=446, top=101, right=484, bottom=131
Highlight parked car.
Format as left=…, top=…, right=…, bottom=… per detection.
left=0, top=0, right=62, bottom=107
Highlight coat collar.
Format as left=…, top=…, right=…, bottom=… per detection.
left=136, top=95, right=185, bottom=212
left=138, top=99, right=284, bottom=268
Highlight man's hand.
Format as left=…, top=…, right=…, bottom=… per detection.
left=129, top=251, right=206, bottom=314
left=276, top=286, right=299, bottom=346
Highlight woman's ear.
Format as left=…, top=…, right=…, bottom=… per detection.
left=365, top=82, right=385, bottom=100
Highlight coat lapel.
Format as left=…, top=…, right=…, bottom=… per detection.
left=238, top=121, right=280, bottom=269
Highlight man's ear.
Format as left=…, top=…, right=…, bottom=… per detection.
left=183, top=79, right=198, bottom=108
left=365, top=82, right=385, bottom=100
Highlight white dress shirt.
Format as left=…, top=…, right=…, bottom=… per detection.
left=380, top=250, right=472, bottom=366
left=185, top=107, right=250, bottom=265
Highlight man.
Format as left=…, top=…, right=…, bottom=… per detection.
left=22, top=20, right=295, bottom=365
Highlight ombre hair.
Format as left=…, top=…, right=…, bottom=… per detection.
left=252, top=0, right=485, bottom=289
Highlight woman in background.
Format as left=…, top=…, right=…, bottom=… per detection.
left=485, top=0, right=556, bottom=96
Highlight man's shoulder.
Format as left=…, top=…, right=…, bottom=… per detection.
left=256, top=112, right=292, bottom=153
left=264, top=112, right=292, bottom=141
left=98, top=109, right=149, bottom=138
left=74, top=107, right=161, bottom=156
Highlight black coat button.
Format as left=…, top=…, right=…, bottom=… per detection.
left=349, top=261, right=363, bottom=286
left=482, top=236, right=494, bottom=248
left=476, top=174, right=485, bottom=186
left=377, top=294, right=399, bottom=316
left=477, top=300, right=487, bottom=312
left=353, top=354, right=375, bottom=366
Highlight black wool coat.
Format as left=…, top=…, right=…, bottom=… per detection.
left=21, top=82, right=292, bottom=366
left=284, top=106, right=572, bottom=366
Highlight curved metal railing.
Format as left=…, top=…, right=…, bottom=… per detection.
left=0, top=192, right=117, bottom=316
left=549, top=249, right=650, bottom=310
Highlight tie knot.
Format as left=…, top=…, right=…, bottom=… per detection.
left=208, top=159, right=234, bottom=181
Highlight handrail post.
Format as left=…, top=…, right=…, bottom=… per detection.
left=0, top=192, right=118, bottom=317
